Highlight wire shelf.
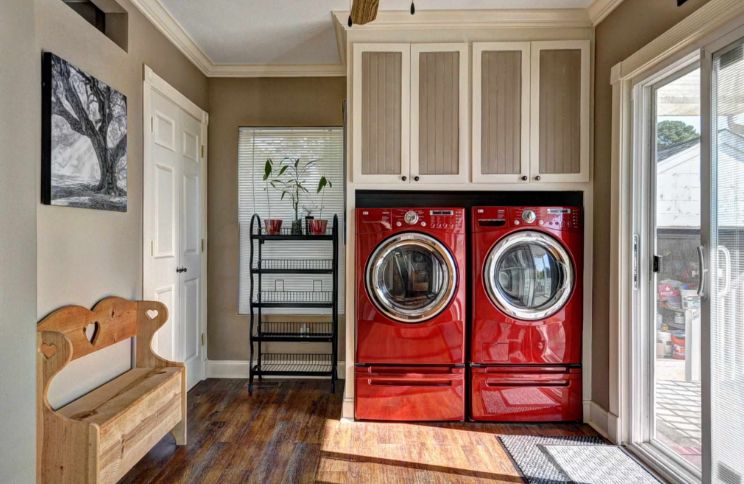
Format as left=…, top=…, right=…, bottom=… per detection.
left=256, top=353, right=333, bottom=374
left=260, top=321, right=333, bottom=337
left=258, top=291, right=333, bottom=304
left=253, top=225, right=333, bottom=239
left=254, top=258, right=333, bottom=273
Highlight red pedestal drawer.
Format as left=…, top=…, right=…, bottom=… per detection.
left=355, top=366, right=465, bottom=421
left=470, top=366, right=582, bottom=422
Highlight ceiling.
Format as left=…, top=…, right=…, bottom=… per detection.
left=159, top=0, right=594, bottom=65
left=132, top=0, right=620, bottom=76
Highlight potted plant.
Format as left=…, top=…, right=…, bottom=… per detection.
left=264, top=157, right=327, bottom=235
left=308, top=176, right=332, bottom=235
left=262, top=158, right=285, bottom=234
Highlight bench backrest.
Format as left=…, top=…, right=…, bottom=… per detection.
left=37, top=297, right=167, bottom=362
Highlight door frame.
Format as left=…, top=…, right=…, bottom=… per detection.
left=143, top=65, right=209, bottom=387
left=609, top=2, right=744, bottom=482
left=628, top=56, right=703, bottom=483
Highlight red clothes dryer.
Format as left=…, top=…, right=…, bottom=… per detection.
left=470, top=206, right=583, bottom=422
left=355, top=208, right=466, bottom=421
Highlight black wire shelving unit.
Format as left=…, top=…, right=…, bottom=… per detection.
left=248, top=213, right=339, bottom=394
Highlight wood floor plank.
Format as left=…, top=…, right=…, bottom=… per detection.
left=122, top=379, right=601, bottom=483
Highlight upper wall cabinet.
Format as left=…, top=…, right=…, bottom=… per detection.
left=352, top=43, right=410, bottom=184
left=530, top=40, right=590, bottom=183
left=411, top=44, right=469, bottom=184
left=352, top=43, right=469, bottom=185
left=472, top=42, right=531, bottom=183
left=472, top=40, right=590, bottom=184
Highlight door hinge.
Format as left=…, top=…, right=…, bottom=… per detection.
left=201, top=333, right=206, bottom=346
left=150, top=240, right=154, bottom=257
left=201, top=145, right=205, bottom=158
left=201, top=238, right=205, bottom=253
left=150, top=116, right=154, bottom=133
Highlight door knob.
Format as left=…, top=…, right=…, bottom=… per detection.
left=401, top=175, right=407, bottom=181
left=534, top=175, right=541, bottom=181
left=176, top=267, right=188, bottom=273
left=413, top=176, right=420, bottom=182
left=521, top=175, right=528, bottom=181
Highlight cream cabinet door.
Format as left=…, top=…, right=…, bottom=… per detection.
left=410, top=43, right=469, bottom=184
left=352, top=43, right=410, bottom=184
left=530, top=40, right=590, bottom=183
left=472, top=42, right=531, bottom=184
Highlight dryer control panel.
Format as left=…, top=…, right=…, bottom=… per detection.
left=473, top=206, right=582, bottom=231
left=357, top=208, right=465, bottom=233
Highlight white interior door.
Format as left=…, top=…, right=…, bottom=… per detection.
left=144, top=68, right=207, bottom=390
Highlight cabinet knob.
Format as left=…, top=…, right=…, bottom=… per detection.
left=534, top=175, right=541, bottom=181
left=401, top=175, right=407, bottom=181
left=521, top=175, right=528, bottom=181
left=414, top=176, right=420, bottom=182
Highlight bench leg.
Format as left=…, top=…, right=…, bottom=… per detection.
left=170, top=418, right=187, bottom=446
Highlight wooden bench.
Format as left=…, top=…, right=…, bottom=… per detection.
left=37, top=297, right=187, bottom=483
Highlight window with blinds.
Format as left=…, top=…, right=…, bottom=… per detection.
left=238, top=127, right=345, bottom=315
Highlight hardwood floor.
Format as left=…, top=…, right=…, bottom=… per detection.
left=121, top=379, right=599, bottom=483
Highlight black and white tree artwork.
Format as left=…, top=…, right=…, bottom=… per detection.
left=42, top=53, right=127, bottom=212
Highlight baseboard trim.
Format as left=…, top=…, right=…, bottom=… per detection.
left=585, top=400, right=620, bottom=443
left=206, top=359, right=346, bottom=380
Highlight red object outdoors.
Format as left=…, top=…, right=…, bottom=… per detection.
left=470, top=206, right=583, bottom=422
left=263, top=219, right=282, bottom=235
left=355, top=207, right=466, bottom=421
left=308, top=218, right=328, bottom=235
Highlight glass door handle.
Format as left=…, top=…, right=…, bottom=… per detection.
left=697, top=245, right=707, bottom=297
left=717, top=245, right=731, bottom=297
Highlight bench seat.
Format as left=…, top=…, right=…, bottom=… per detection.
left=59, top=367, right=183, bottom=483
left=38, top=298, right=186, bottom=483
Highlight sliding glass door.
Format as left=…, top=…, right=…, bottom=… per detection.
left=632, top=29, right=744, bottom=484
left=650, top=66, right=703, bottom=471
left=708, top=39, right=744, bottom=484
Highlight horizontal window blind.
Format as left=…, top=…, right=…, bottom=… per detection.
left=238, top=127, right=345, bottom=315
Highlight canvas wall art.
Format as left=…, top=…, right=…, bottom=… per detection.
left=42, top=52, right=128, bottom=212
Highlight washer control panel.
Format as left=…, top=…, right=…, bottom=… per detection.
left=473, top=206, right=582, bottom=231
left=357, top=208, right=465, bottom=232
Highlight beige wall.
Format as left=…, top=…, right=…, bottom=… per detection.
left=207, top=77, right=346, bottom=361
left=592, top=0, right=711, bottom=410
left=0, top=1, right=39, bottom=481
left=35, top=0, right=208, bottom=408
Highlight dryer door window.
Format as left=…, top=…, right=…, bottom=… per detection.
left=366, top=233, right=457, bottom=323
left=484, top=231, right=573, bottom=321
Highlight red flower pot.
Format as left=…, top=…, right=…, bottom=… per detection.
left=263, top=219, right=283, bottom=235
left=308, top=218, right=328, bottom=235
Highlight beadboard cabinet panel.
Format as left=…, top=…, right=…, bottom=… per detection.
left=353, top=44, right=410, bottom=184
left=530, top=40, right=590, bottom=183
left=472, top=42, right=531, bottom=183
left=411, top=43, right=469, bottom=184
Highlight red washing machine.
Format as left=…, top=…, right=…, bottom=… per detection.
left=355, top=208, right=466, bottom=421
left=471, top=206, right=583, bottom=422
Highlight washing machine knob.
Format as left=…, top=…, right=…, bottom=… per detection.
left=522, top=210, right=537, bottom=224
left=404, top=211, right=419, bottom=225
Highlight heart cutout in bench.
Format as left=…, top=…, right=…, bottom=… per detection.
left=40, top=343, right=57, bottom=359
left=146, top=309, right=159, bottom=320
left=83, top=321, right=100, bottom=345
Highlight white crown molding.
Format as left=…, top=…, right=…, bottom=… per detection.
left=129, top=0, right=346, bottom=77
left=333, top=8, right=592, bottom=30
left=587, top=0, right=624, bottom=26
left=209, top=63, right=346, bottom=78
left=131, top=0, right=620, bottom=78
left=128, top=0, right=212, bottom=76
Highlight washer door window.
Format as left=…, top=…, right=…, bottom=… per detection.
left=367, top=233, right=457, bottom=323
left=484, top=231, right=573, bottom=321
